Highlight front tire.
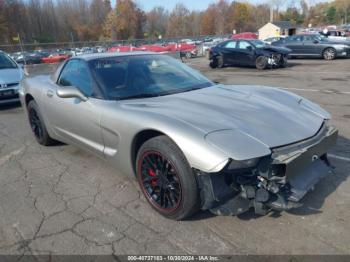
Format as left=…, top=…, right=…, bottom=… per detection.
left=27, top=100, right=56, bottom=146
left=323, top=48, right=336, bottom=60
left=136, top=136, right=199, bottom=220
left=255, top=56, right=267, bottom=70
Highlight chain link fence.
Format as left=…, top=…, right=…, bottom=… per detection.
left=0, top=34, right=230, bottom=57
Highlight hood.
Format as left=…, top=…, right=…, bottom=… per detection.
left=324, top=40, right=350, bottom=46
left=122, top=85, right=328, bottom=148
left=0, top=68, right=22, bottom=84
left=261, top=45, right=291, bottom=54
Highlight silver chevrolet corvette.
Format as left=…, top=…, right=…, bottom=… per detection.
left=20, top=53, right=338, bottom=220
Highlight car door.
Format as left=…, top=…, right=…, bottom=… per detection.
left=284, top=35, right=303, bottom=55
left=43, top=59, right=105, bottom=157
left=301, top=35, right=318, bottom=55
left=219, top=41, right=237, bottom=65
left=234, top=40, right=256, bottom=66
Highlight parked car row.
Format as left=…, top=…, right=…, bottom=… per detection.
left=9, top=50, right=71, bottom=65
left=8, top=46, right=109, bottom=65
left=107, top=42, right=199, bottom=58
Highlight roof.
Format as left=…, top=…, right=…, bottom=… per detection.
left=77, top=51, right=157, bottom=61
left=51, top=51, right=163, bottom=82
left=271, top=21, right=295, bottom=29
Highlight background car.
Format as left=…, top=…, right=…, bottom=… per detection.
left=231, top=32, right=258, bottom=40
left=13, top=51, right=44, bottom=65
left=263, top=36, right=287, bottom=45
left=209, top=39, right=291, bottom=69
left=320, top=30, right=350, bottom=41
left=41, top=53, right=70, bottom=63
left=0, top=51, right=23, bottom=104
left=272, top=34, right=350, bottom=60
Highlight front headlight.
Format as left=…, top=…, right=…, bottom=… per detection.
left=334, top=44, right=348, bottom=50
left=227, top=158, right=260, bottom=170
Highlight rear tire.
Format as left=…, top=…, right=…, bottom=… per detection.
left=209, top=60, right=217, bottom=68
left=27, top=100, right=57, bottom=146
left=136, top=136, right=199, bottom=220
left=323, top=48, right=336, bottom=60
left=255, top=56, right=267, bottom=70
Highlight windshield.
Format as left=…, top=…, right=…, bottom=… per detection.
left=314, top=35, right=329, bottom=42
left=250, top=40, right=267, bottom=48
left=0, top=53, right=17, bottom=69
left=89, top=54, right=213, bottom=100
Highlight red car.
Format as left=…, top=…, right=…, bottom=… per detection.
left=139, top=44, right=171, bottom=53
left=108, top=45, right=144, bottom=53
left=231, top=32, right=258, bottom=40
left=108, top=43, right=198, bottom=58
left=41, top=53, right=69, bottom=64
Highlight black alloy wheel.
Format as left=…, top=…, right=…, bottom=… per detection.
left=136, top=135, right=199, bottom=220
left=138, top=151, right=182, bottom=213
left=27, top=100, right=56, bottom=146
left=29, top=107, right=44, bottom=141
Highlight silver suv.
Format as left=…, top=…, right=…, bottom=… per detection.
left=0, top=51, right=23, bottom=105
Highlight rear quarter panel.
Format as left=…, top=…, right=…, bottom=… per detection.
left=20, top=75, right=56, bottom=134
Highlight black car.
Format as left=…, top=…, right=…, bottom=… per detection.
left=209, top=39, right=291, bottom=70
left=271, top=34, right=350, bottom=60
left=15, top=51, right=50, bottom=65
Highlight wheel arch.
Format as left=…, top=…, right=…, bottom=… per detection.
left=131, top=129, right=168, bottom=176
left=25, top=93, right=35, bottom=107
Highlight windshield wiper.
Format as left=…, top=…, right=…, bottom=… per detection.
left=117, top=93, right=161, bottom=100
left=0, top=66, right=16, bottom=69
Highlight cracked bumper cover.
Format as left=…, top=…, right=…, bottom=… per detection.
left=197, top=125, right=338, bottom=216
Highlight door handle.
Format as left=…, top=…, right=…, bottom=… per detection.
left=47, top=90, right=54, bottom=97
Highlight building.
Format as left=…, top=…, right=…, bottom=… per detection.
left=258, top=21, right=296, bottom=40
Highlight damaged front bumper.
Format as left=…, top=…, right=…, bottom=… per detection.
left=196, top=124, right=338, bottom=216
left=267, top=53, right=287, bottom=67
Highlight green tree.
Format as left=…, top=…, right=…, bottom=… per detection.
left=104, top=0, right=145, bottom=40
left=326, top=6, right=337, bottom=24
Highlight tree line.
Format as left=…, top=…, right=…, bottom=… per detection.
left=0, top=0, right=349, bottom=45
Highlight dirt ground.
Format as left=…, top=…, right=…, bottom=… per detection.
left=0, top=57, right=349, bottom=255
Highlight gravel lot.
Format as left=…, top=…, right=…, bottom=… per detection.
left=0, top=57, right=349, bottom=255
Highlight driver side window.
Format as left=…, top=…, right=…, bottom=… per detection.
left=58, top=60, right=93, bottom=97
left=237, top=41, right=252, bottom=50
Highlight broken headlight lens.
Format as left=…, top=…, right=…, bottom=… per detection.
left=227, top=158, right=260, bottom=170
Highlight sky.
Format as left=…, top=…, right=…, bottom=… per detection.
left=110, top=0, right=333, bottom=12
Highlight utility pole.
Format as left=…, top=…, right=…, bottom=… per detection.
left=270, top=6, right=274, bottom=22
left=18, top=33, right=26, bottom=65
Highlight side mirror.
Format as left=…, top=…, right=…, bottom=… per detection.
left=56, top=86, right=88, bottom=102
left=246, top=46, right=253, bottom=51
